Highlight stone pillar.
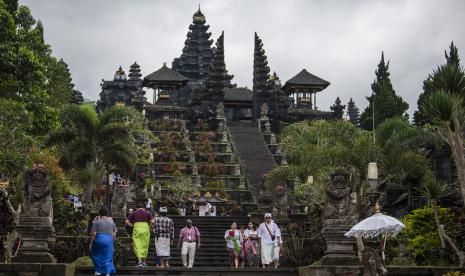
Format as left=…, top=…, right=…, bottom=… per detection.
left=14, top=216, right=56, bottom=263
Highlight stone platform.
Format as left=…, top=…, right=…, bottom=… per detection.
left=0, top=263, right=74, bottom=276
left=75, top=266, right=298, bottom=276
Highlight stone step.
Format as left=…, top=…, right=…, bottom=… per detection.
left=75, top=266, right=298, bottom=276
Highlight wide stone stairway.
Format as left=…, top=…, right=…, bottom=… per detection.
left=76, top=216, right=297, bottom=275
left=226, top=121, right=276, bottom=196
left=127, top=216, right=250, bottom=267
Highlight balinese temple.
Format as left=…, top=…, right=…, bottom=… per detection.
left=143, top=63, right=189, bottom=105
left=96, top=8, right=339, bottom=123
left=96, top=63, right=146, bottom=113
left=283, top=69, right=330, bottom=110
left=143, top=63, right=190, bottom=120
left=91, top=7, right=420, bottom=244
left=224, top=87, right=253, bottom=120
left=172, top=7, right=214, bottom=86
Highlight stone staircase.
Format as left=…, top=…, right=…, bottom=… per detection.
left=226, top=121, right=276, bottom=197
left=117, top=216, right=251, bottom=267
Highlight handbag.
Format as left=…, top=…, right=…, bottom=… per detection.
left=264, top=223, right=276, bottom=241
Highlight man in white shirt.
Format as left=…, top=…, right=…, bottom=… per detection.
left=257, top=213, right=279, bottom=268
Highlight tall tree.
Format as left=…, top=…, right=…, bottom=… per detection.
left=2, top=0, right=18, bottom=17
left=421, top=86, right=465, bottom=204
left=0, top=1, right=18, bottom=99
left=347, top=98, right=360, bottom=126
left=47, top=105, right=152, bottom=203
left=45, top=57, right=74, bottom=107
left=0, top=3, right=75, bottom=138
left=360, top=52, right=409, bottom=130
left=253, top=32, right=270, bottom=122
left=414, top=42, right=461, bottom=125
left=330, top=97, right=345, bottom=120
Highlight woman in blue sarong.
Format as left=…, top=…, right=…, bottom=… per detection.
left=90, top=207, right=117, bottom=276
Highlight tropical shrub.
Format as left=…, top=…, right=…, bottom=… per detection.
left=405, top=207, right=454, bottom=265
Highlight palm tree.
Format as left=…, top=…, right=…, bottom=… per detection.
left=421, top=90, right=465, bottom=204
left=417, top=176, right=450, bottom=247
left=48, top=104, right=138, bottom=204
left=377, top=117, right=440, bottom=210
left=417, top=175, right=464, bottom=266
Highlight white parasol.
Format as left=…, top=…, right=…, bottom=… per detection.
left=344, top=212, right=405, bottom=239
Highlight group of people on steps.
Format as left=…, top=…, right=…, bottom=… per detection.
left=89, top=205, right=282, bottom=276
left=225, top=213, right=283, bottom=268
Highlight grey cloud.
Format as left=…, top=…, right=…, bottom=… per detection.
left=20, top=0, right=465, bottom=116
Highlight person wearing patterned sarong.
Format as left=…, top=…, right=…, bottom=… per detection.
left=90, top=207, right=117, bottom=276
left=125, top=203, right=155, bottom=267
left=243, top=221, right=260, bottom=267
left=154, top=207, right=174, bottom=268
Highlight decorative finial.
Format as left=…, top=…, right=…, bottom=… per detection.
left=270, top=71, right=279, bottom=81
left=193, top=4, right=205, bottom=23
left=163, top=62, right=167, bottom=67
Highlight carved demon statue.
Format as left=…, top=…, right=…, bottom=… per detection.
left=319, top=168, right=359, bottom=266
left=323, top=169, right=357, bottom=223
left=13, top=164, right=56, bottom=263
left=273, top=181, right=288, bottom=217
left=21, top=164, right=53, bottom=219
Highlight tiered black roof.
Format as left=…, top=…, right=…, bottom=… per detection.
left=128, top=62, right=142, bottom=80
left=253, top=32, right=271, bottom=94
left=204, top=31, right=234, bottom=103
left=172, top=7, right=214, bottom=83
left=70, top=89, right=84, bottom=104
left=144, top=63, right=189, bottom=88
left=225, top=87, right=252, bottom=102
left=283, top=69, right=330, bottom=93
left=97, top=65, right=146, bottom=112
left=252, top=33, right=271, bottom=120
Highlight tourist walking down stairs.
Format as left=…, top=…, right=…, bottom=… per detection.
left=90, top=207, right=117, bottom=276
left=177, top=219, right=201, bottom=268
left=125, top=203, right=155, bottom=267
left=244, top=221, right=260, bottom=267
left=224, top=222, right=243, bottom=268
left=258, top=213, right=280, bottom=268
left=154, top=207, right=174, bottom=268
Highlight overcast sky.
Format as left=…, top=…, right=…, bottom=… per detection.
left=21, top=0, right=465, bottom=116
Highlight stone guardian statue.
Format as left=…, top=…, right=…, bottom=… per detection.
left=13, top=164, right=56, bottom=263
